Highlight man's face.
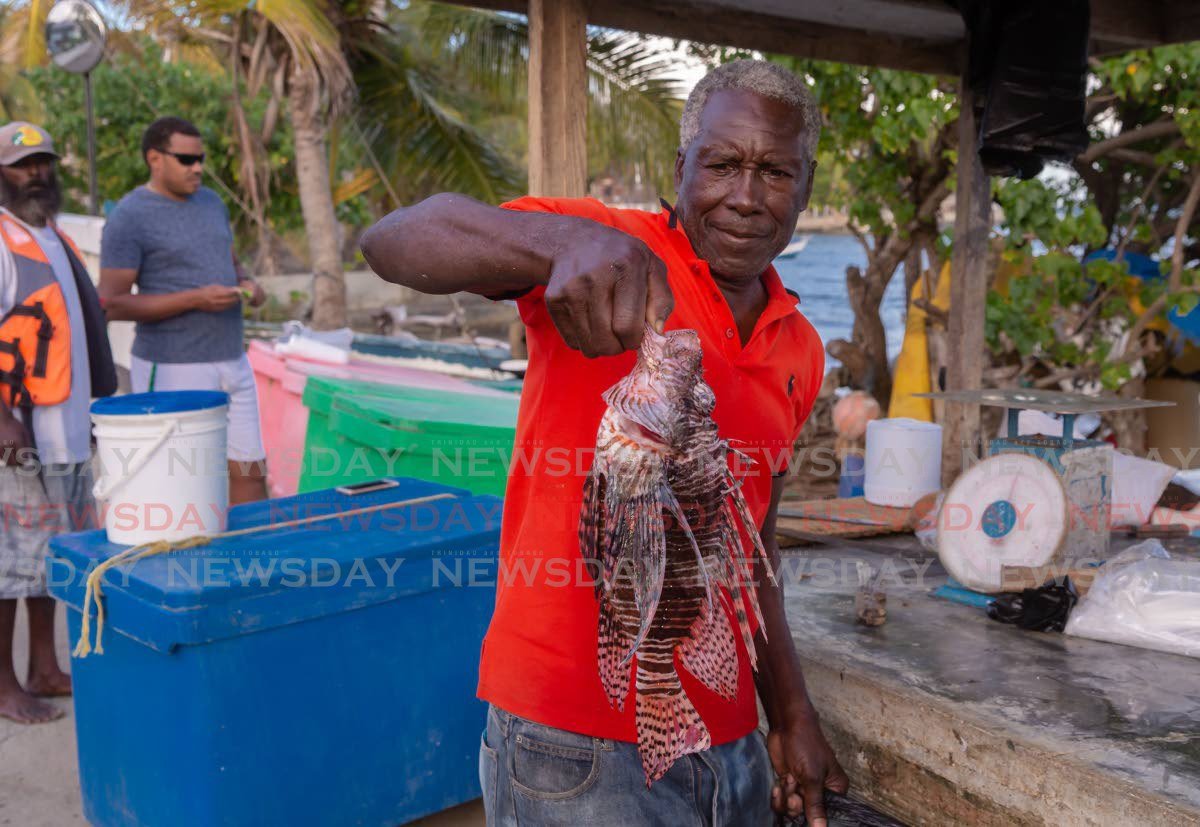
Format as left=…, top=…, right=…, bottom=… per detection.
left=149, top=133, right=205, bottom=196
left=0, top=154, right=61, bottom=224
left=674, top=89, right=816, bottom=284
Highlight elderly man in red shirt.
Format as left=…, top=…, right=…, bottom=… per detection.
left=362, top=59, right=847, bottom=826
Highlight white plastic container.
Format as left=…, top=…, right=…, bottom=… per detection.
left=863, top=418, right=943, bottom=507
left=90, top=391, right=230, bottom=545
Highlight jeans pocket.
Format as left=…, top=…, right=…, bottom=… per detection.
left=480, top=729, right=499, bottom=822
left=509, top=731, right=601, bottom=802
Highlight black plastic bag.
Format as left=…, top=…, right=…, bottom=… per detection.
left=987, top=578, right=1079, bottom=632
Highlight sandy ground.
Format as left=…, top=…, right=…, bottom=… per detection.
left=0, top=601, right=484, bottom=827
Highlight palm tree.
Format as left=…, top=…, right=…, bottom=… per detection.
left=410, top=2, right=685, bottom=196
left=0, top=1, right=47, bottom=121
left=2, top=0, right=685, bottom=329
left=105, top=0, right=358, bottom=328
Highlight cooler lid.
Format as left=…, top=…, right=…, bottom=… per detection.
left=91, top=390, right=229, bottom=416
left=301, top=375, right=475, bottom=416
left=331, top=392, right=518, bottom=441
left=48, top=478, right=502, bottom=651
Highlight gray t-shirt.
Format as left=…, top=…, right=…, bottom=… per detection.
left=101, top=185, right=243, bottom=363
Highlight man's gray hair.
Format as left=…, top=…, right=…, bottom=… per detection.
left=679, top=59, right=820, bottom=157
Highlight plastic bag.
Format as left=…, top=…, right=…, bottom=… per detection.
left=1064, top=540, right=1200, bottom=658
left=987, top=579, right=1078, bottom=632
left=274, top=321, right=354, bottom=364
left=914, top=490, right=944, bottom=552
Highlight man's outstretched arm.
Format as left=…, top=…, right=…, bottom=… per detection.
left=754, top=475, right=849, bottom=827
left=360, top=193, right=674, bottom=357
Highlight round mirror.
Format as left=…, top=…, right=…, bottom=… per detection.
left=45, top=0, right=107, bottom=75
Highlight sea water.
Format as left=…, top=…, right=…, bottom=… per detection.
left=774, top=234, right=909, bottom=365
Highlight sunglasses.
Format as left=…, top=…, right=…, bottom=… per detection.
left=162, top=150, right=205, bottom=167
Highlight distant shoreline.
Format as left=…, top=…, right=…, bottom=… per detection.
left=796, top=211, right=852, bottom=234
left=597, top=200, right=852, bottom=234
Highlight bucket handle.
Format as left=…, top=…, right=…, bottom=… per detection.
left=92, top=420, right=179, bottom=501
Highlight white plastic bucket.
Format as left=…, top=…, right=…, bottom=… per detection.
left=863, top=418, right=943, bottom=507
left=90, top=391, right=230, bottom=545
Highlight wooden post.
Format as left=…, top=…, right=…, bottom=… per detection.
left=941, top=79, right=991, bottom=485
left=528, top=0, right=588, bottom=197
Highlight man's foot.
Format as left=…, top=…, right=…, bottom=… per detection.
left=0, top=685, right=64, bottom=724
left=25, top=667, right=71, bottom=698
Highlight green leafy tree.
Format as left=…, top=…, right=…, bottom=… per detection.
left=776, top=59, right=958, bottom=406
left=25, top=43, right=281, bottom=225
left=987, top=46, right=1200, bottom=397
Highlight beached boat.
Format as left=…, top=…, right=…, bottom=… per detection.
left=776, top=234, right=812, bottom=259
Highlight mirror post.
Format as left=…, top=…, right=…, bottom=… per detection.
left=44, top=0, right=106, bottom=215
left=84, top=69, right=98, bottom=216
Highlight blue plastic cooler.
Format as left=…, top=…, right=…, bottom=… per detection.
left=48, top=478, right=502, bottom=827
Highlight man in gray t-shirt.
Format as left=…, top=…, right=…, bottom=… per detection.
left=100, top=116, right=268, bottom=504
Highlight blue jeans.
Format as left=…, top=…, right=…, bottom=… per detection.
left=479, top=704, right=773, bottom=826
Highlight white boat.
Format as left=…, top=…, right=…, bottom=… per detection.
left=776, top=235, right=812, bottom=259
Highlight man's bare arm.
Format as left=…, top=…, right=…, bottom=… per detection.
left=754, top=475, right=848, bottom=825
left=359, top=193, right=570, bottom=297
left=360, top=193, right=674, bottom=356
left=99, top=267, right=239, bottom=322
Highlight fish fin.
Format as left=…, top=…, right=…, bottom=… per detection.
left=730, top=588, right=760, bottom=670
left=658, top=482, right=713, bottom=608
left=620, top=520, right=666, bottom=666
left=677, top=596, right=738, bottom=700
left=580, top=468, right=606, bottom=597
left=635, top=673, right=711, bottom=785
left=728, top=472, right=775, bottom=586
left=597, top=594, right=633, bottom=711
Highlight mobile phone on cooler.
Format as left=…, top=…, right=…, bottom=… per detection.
left=335, top=479, right=400, bottom=496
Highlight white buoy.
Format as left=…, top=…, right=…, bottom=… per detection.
left=863, top=418, right=943, bottom=507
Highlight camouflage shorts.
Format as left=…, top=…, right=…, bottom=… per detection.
left=0, top=461, right=96, bottom=599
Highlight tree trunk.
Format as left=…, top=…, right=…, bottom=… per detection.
left=289, top=69, right=346, bottom=330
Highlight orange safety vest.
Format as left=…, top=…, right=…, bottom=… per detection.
left=0, top=211, right=116, bottom=413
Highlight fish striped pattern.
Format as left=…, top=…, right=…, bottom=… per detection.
left=579, top=327, right=772, bottom=785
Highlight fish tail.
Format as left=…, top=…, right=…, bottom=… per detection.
left=677, top=595, right=738, bottom=700
left=635, top=664, right=711, bottom=785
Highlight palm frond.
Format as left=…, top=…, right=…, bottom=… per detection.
left=412, top=1, right=528, bottom=105
left=110, top=0, right=355, bottom=116
left=584, top=31, right=684, bottom=190
left=351, top=33, right=524, bottom=203
left=410, top=2, right=684, bottom=192
left=333, top=167, right=377, bottom=204
left=0, top=62, right=44, bottom=122
left=20, top=0, right=49, bottom=70
left=0, top=1, right=48, bottom=69
left=254, top=0, right=355, bottom=114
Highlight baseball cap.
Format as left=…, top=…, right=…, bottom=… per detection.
left=0, top=122, right=60, bottom=166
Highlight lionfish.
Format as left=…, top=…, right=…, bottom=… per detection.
left=579, top=326, right=773, bottom=785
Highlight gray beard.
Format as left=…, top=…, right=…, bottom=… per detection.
left=0, top=174, right=61, bottom=227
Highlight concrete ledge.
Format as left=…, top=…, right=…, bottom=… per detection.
left=784, top=541, right=1200, bottom=826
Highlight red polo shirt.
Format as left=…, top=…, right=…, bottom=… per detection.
left=477, top=197, right=824, bottom=745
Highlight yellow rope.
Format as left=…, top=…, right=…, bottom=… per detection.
left=72, top=492, right=456, bottom=658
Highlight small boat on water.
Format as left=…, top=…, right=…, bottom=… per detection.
left=776, top=234, right=812, bottom=259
